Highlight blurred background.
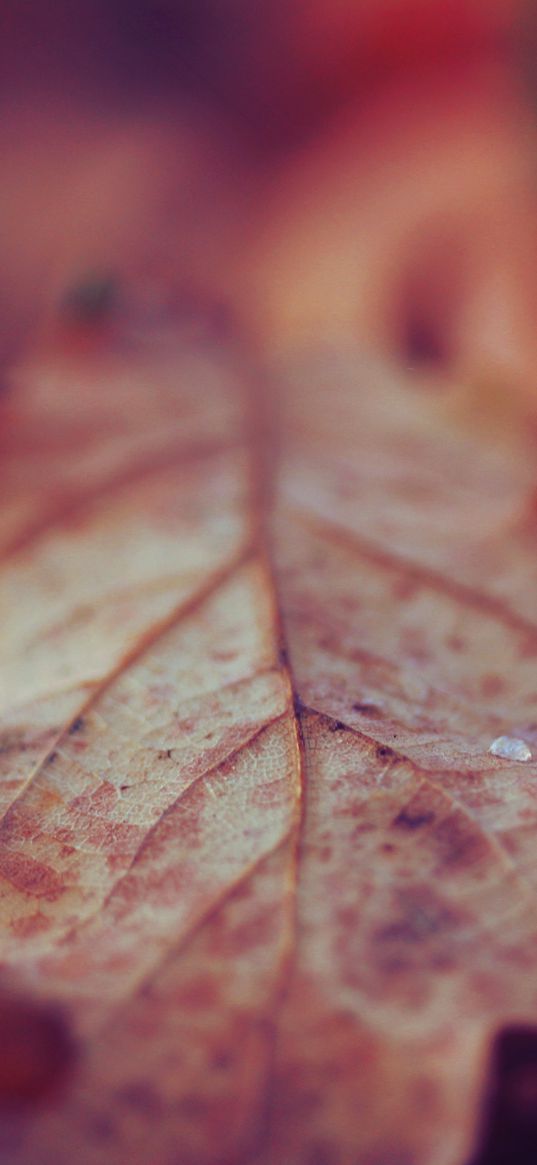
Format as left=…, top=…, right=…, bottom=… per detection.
left=2, top=0, right=537, bottom=391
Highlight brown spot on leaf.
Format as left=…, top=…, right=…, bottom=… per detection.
left=446, top=634, right=467, bottom=653
left=0, top=852, right=65, bottom=901
left=434, top=813, right=490, bottom=872
left=375, top=887, right=460, bottom=947
left=0, top=729, right=29, bottom=755
left=11, top=912, right=50, bottom=939
left=480, top=675, right=506, bottom=699
left=392, top=576, right=420, bottom=602
left=177, top=978, right=218, bottom=1010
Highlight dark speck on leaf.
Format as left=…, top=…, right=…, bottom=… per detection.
left=376, top=745, right=395, bottom=761
left=352, top=702, right=381, bottom=717
left=328, top=720, right=347, bottom=733
left=278, top=644, right=290, bottom=669
left=394, top=809, right=436, bottom=831
left=69, top=718, right=85, bottom=735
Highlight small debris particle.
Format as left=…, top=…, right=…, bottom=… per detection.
left=489, top=736, right=532, bottom=762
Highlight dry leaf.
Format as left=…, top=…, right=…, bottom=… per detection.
left=2, top=291, right=537, bottom=1165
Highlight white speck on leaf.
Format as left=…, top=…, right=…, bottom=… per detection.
left=489, top=736, right=532, bottom=762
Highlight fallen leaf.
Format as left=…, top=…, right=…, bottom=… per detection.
left=3, top=277, right=537, bottom=1165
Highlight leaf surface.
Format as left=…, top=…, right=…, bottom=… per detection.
left=2, top=288, right=537, bottom=1165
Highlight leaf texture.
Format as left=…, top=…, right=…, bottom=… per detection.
left=2, top=300, right=537, bottom=1165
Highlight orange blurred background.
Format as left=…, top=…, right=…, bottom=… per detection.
left=1, top=0, right=537, bottom=390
